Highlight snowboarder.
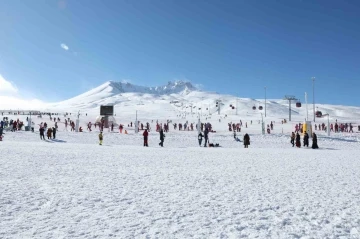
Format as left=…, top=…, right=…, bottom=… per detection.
left=99, top=132, right=103, bottom=145
left=143, top=129, right=149, bottom=147
left=312, top=133, right=319, bottom=149
left=243, top=133, right=250, bottom=148
left=159, top=129, right=165, bottom=147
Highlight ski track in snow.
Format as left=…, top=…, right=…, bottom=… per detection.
left=1, top=129, right=360, bottom=238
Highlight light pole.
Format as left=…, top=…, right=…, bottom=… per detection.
left=264, top=86, right=267, bottom=117
left=312, top=77, right=315, bottom=122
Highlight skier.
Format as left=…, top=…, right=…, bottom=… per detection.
left=290, top=132, right=295, bottom=147
left=243, top=133, right=250, bottom=148
left=312, top=133, right=319, bottom=149
left=303, top=132, right=309, bottom=147
left=198, top=132, right=204, bottom=146
left=159, top=128, right=165, bottom=147
left=143, top=129, right=149, bottom=147
left=98, top=132, right=103, bottom=145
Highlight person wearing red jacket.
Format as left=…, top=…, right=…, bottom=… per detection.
left=143, top=129, right=148, bottom=147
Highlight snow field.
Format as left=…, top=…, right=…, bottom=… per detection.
left=1, top=129, right=360, bottom=238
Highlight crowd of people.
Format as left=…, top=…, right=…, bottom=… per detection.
left=2, top=112, right=359, bottom=150
left=290, top=132, right=318, bottom=149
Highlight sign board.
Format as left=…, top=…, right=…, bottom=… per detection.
left=100, top=105, right=114, bottom=116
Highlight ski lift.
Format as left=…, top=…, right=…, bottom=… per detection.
left=315, top=111, right=322, bottom=118
left=296, top=101, right=302, bottom=108
left=252, top=106, right=256, bottom=110
left=259, top=106, right=263, bottom=110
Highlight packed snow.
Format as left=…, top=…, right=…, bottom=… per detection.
left=1, top=81, right=360, bottom=238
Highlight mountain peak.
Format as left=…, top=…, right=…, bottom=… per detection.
left=101, top=80, right=198, bottom=95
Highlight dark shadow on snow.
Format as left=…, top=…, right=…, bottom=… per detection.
left=51, top=139, right=67, bottom=143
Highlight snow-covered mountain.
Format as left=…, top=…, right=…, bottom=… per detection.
left=45, top=80, right=360, bottom=122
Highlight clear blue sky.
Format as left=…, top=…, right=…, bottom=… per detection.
left=1, top=0, right=360, bottom=105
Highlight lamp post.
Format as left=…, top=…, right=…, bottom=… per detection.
left=312, top=77, right=315, bottom=122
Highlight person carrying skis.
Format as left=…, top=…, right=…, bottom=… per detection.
left=159, top=128, right=165, bottom=147
left=143, top=129, right=149, bottom=147
left=99, top=132, right=103, bottom=145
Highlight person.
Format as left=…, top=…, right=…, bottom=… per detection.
left=303, top=132, right=309, bottom=147
left=159, top=128, right=165, bottom=147
left=290, top=132, right=295, bottom=147
left=295, top=132, right=301, bottom=148
left=98, top=132, right=103, bottom=145
left=233, top=130, right=236, bottom=139
left=47, top=127, right=53, bottom=139
left=143, top=129, right=148, bottom=147
left=204, top=128, right=209, bottom=147
left=40, top=127, right=45, bottom=140
left=243, top=133, right=250, bottom=148
left=52, top=127, right=56, bottom=139
left=198, top=132, right=204, bottom=146
left=312, top=132, right=319, bottom=149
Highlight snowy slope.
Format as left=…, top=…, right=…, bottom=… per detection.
left=42, top=80, right=360, bottom=124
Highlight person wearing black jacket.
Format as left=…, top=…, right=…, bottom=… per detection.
left=243, top=133, right=250, bottom=148
left=198, top=132, right=204, bottom=146
left=52, top=127, right=56, bottom=139
left=204, top=128, right=209, bottom=147
left=39, top=127, right=45, bottom=140
left=312, top=133, right=319, bottom=149
left=159, top=129, right=165, bottom=147
left=295, top=132, right=301, bottom=148
left=303, top=132, right=309, bottom=147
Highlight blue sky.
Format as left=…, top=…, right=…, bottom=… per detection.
left=1, top=0, right=360, bottom=105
